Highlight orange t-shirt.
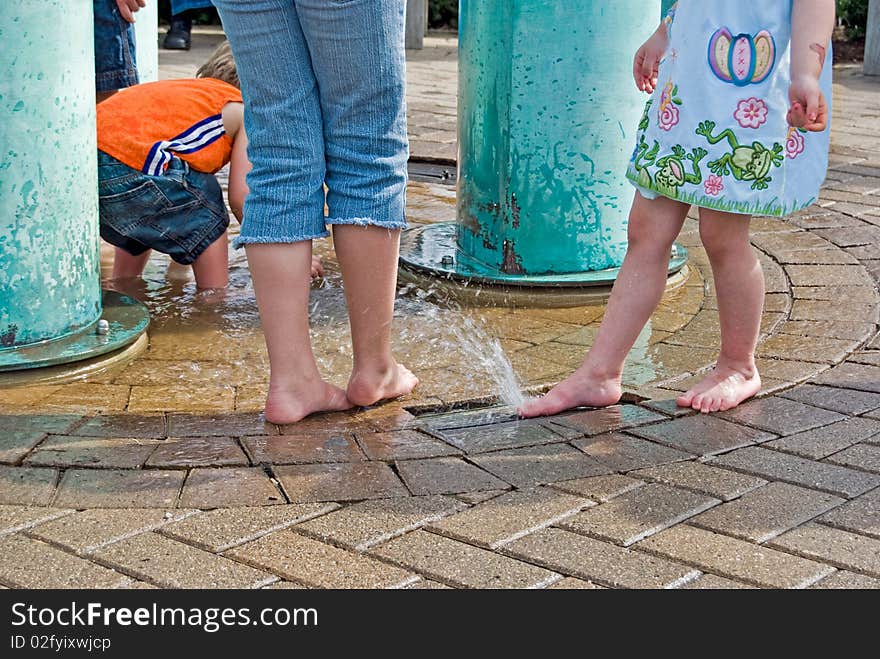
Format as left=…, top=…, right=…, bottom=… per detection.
left=97, top=78, right=242, bottom=176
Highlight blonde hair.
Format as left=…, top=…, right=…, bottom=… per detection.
left=196, top=40, right=240, bottom=89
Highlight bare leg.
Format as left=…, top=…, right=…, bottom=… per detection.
left=112, top=248, right=152, bottom=279
left=332, top=225, right=418, bottom=407
left=191, top=231, right=230, bottom=289
left=677, top=209, right=762, bottom=413
left=246, top=241, right=352, bottom=424
left=520, top=193, right=690, bottom=417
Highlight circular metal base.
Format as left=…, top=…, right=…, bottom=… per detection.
left=399, top=222, right=689, bottom=307
left=0, top=290, right=149, bottom=372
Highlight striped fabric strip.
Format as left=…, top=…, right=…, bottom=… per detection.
left=142, top=114, right=226, bottom=175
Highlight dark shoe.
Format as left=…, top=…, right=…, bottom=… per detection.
left=162, top=15, right=192, bottom=51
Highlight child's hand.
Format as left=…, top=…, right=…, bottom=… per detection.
left=310, top=255, right=324, bottom=279
left=633, top=27, right=669, bottom=93
left=115, top=0, right=146, bottom=23
left=787, top=75, right=828, bottom=132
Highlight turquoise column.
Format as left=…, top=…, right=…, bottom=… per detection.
left=0, top=2, right=148, bottom=372
left=0, top=1, right=101, bottom=348
left=456, top=0, right=662, bottom=275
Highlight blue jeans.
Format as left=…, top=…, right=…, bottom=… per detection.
left=98, top=152, right=229, bottom=265
left=93, top=0, right=139, bottom=92
left=211, top=0, right=408, bottom=245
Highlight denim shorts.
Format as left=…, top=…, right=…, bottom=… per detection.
left=213, top=0, right=409, bottom=246
left=94, top=0, right=139, bottom=93
left=98, top=151, right=230, bottom=265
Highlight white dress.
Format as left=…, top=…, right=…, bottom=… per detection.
left=626, top=0, right=832, bottom=216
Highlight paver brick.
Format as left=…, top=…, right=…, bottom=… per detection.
left=396, top=457, right=509, bottom=495
left=637, top=525, right=835, bottom=588
left=627, top=415, right=773, bottom=456
left=242, top=434, right=363, bottom=465
left=0, top=431, right=47, bottom=465
left=810, top=570, right=880, bottom=589
left=503, top=527, right=698, bottom=589
left=824, top=444, right=880, bottom=473
left=688, top=482, right=844, bottom=543
left=768, top=523, right=880, bottom=577
left=160, top=503, right=338, bottom=552
left=428, top=487, right=591, bottom=549
left=818, top=487, right=880, bottom=538
left=272, top=462, right=408, bottom=503
left=547, top=577, right=606, bottom=589
left=709, top=446, right=880, bottom=498
left=0, top=414, right=82, bottom=435
left=813, top=362, right=880, bottom=394
left=370, top=529, right=559, bottom=589
left=548, top=474, right=644, bottom=501
left=297, top=495, right=463, bottom=550
left=94, top=532, right=274, bottom=588
left=678, top=574, right=755, bottom=589
left=356, top=430, right=461, bottom=461
left=73, top=414, right=166, bottom=439
left=166, top=412, right=272, bottom=437
left=0, top=506, right=72, bottom=536
left=572, top=432, right=693, bottom=471
left=179, top=467, right=284, bottom=508
left=630, top=462, right=766, bottom=501
left=53, top=469, right=185, bottom=509
left=25, top=436, right=159, bottom=469
left=0, top=465, right=58, bottom=506
left=470, top=443, right=611, bottom=488
left=227, top=531, right=416, bottom=589
left=28, top=509, right=195, bottom=554
left=765, top=417, right=880, bottom=459
left=0, top=535, right=131, bottom=588
left=547, top=405, right=666, bottom=436
left=718, top=397, right=845, bottom=436
left=435, top=420, right=569, bottom=453
left=559, top=482, right=719, bottom=546
left=145, top=436, right=249, bottom=468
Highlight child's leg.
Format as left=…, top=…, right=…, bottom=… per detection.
left=677, top=209, right=763, bottom=413
left=245, top=241, right=352, bottom=424
left=191, top=230, right=229, bottom=289
left=520, top=192, right=689, bottom=417
left=332, top=225, right=418, bottom=407
left=112, top=247, right=151, bottom=279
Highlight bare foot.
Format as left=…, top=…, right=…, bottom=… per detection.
left=264, top=380, right=353, bottom=424
left=676, top=362, right=761, bottom=414
left=518, top=367, right=622, bottom=418
left=347, top=362, right=419, bottom=407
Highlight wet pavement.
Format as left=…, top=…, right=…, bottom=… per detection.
left=0, top=30, right=879, bottom=589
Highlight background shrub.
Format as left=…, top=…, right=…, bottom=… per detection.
left=838, top=0, right=870, bottom=39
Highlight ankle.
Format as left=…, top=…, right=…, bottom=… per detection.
left=578, top=361, right=623, bottom=383
left=717, top=355, right=758, bottom=378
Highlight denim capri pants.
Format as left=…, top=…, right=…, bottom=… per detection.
left=98, top=151, right=230, bottom=265
left=212, top=0, right=409, bottom=246
left=93, top=0, right=139, bottom=93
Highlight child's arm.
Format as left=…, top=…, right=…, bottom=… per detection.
left=788, top=0, right=835, bottom=132
left=632, top=4, right=675, bottom=93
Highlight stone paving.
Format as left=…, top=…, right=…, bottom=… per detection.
left=1, top=31, right=879, bottom=588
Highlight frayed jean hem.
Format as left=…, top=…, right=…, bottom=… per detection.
left=326, top=217, right=408, bottom=231
left=232, top=230, right=331, bottom=249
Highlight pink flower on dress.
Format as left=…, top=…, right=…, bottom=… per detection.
left=734, top=97, right=769, bottom=129
left=704, top=175, right=724, bottom=196
left=657, top=80, right=681, bottom=131
left=786, top=127, right=805, bottom=159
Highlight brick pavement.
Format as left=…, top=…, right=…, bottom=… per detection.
left=0, top=32, right=878, bottom=588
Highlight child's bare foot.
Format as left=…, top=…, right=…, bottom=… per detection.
left=347, top=362, right=419, bottom=407
left=264, top=379, right=353, bottom=424
left=676, top=361, right=761, bottom=413
left=518, top=367, right=622, bottom=418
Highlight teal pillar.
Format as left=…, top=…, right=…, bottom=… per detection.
left=456, top=0, right=662, bottom=275
left=0, top=2, right=148, bottom=370
left=0, top=1, right=101, bottom=347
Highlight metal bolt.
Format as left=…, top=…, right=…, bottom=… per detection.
left=441, top=255, right=454, bottom=267
left=95, top=319, right=110, bottom=335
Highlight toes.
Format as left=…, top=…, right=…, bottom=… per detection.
left=676, top=391, right=695, bottom=407
left=691, top=393, right=705, bottom=411
left=708, top=396, right=723, bottom=413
